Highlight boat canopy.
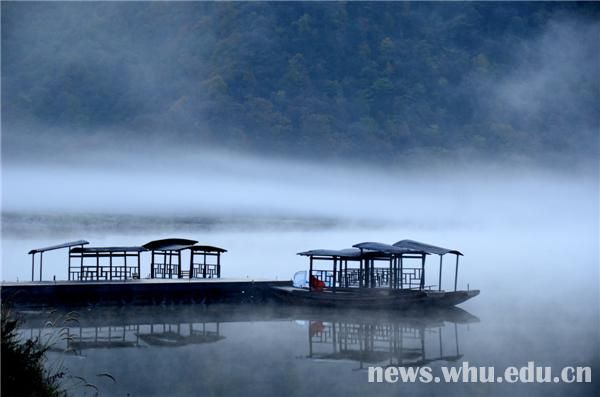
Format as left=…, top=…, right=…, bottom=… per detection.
left=299, top=243, right=427, bottom=260
left=299, top=239, right=464, bottom=292
left=190, top=245, right=227, bottom=253
left=28, top=240, right=91, bottom=282
left=28, top=240, right=89, bottom=255
left=143, top=238, right=199, bottom=251
left=70, top=246, right=147, bottom=253
left=297, top=248, right=363, bottom=259
left=393, top=239, right=463, bottom=256
left=143, top=238, right=226, bottom=280
left=352, top=242, right=425, bottom=256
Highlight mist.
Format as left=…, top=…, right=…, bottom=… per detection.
left=1, top=0, right=597, bottom=299
left=1, top=147, right=597, bottom=227
left=2, top=2, right=599, bottom=165
left=2, top=148, right=597, bottom=307
left=1, top=3, right=599, bottom=396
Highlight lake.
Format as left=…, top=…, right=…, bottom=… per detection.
left=4, top=209, right=598, bottom=396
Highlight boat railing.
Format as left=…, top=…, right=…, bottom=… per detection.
left=68, top=247, right=144, bottom=281
left=190, top=264, right=219, bottom=278
left=311, top=269, right=336, bottom=287
left=311, top=267, right=426, bottom=289
left=400, top=267, right=423, bottom=289
left=151, top=263, right=219, bottom=279
left=70, top=264, right=139, bottom=281
left=152, top=263, right=181, bottom=279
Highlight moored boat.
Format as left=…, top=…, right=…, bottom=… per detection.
left=272, top=239, right=479, bottom=309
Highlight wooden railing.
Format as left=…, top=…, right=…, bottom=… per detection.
left=311, top=267, right=425, bottom=289
left=70, top=265, right=139, bottom=281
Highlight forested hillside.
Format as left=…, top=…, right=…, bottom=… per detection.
left=2, top=2, right=598, bottom=163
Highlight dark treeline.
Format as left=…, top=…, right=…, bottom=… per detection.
left=2, top=2, right=598, bottom=164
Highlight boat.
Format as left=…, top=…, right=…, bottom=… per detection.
left=271, top=240, right=480, bottom=309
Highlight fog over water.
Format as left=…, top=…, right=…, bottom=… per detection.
left=1, top=2, right=598, bottom=395
left=2, top=146, right=598, bottom=319
left=3, top=144, right=597, bottom=220
left=14, top=302, right=596, bottom=397
left=1, top=123, right=598, bottom=397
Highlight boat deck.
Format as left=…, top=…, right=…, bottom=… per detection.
left=2, top=277, right=281, bottom=287
left=271, top=286, right=479, bottom=309
left=1, top=278, right=292, bottom=307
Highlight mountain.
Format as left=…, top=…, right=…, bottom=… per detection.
left=2, top=2, right=598, bottom=164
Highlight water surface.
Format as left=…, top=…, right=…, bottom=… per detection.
left=4, top=214, right=597, bottom=396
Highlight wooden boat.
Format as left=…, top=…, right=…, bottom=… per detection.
left=272, top=240, right=480, bottom=309
left=271, top=286, right=479, bottom=309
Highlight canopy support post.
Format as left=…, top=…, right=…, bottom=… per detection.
left=344, top=260, right=348, bottom=287
left=454, top=255, right=460, bottom=291
left=438, top=255, right=443, bottom=291
left=400, top=255, right=403, bottom=289
left=95, top=252, right=100, bottom=281
left=393, top=256, right=398, bottom=289
left=333, top=257, right=337, bottom=293
left=359, top=248, right=367, bottom=288
left=359, top=259, right=363, bottom=288
left=420, top=254, right=425, bottom=290
left=39, top=252, right=43, bottom=282
left=31, top=254, right=35, bottom=282
left=79, top=245, right=84, bottom=280
left=151, top=251, right=155, bottom=278
left=388, top=256, right=394, bottom=289
left=309, top=256, right=313, bottom=292
left=217, top=252, right=221, bottom=278
left=371, top=259, right=375, bottom=288
left=358, top=248, right=364, bottom=288
left=177, top=250, right=182, bottom=279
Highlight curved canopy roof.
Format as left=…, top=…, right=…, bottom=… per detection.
left=190, top=245, right=227, bottom=253
left=297, top=248, right=363, bottom=259
left=299, top=239, right=462, bottom=260
left=143, top=238, right=199, bottom=251
left=352, top=242, right=425, bottom=255
left=29, top=240, right=89, bottom=255
left=393, top=239, right=463, bottom=256
left=70, top=246, right=147, bottom=253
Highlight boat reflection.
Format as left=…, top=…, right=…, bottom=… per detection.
left=16, top=304, right=478, bottom=368
left=19, top=309, right=225, bottom=352
left=302, top=308, right=478, bottom=369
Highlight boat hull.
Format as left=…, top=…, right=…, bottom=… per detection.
left=271, top=286, right=479, bottom=309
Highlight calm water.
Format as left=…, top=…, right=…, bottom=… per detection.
left=4, top=214, right=598, bottom=396
left=15, top=300, right=597, bottom=397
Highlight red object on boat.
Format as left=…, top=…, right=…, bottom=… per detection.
left=309, top=275, right=326, bottom=292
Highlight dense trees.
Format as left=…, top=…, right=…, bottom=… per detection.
left=2, top=2, right=598, bottom=163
